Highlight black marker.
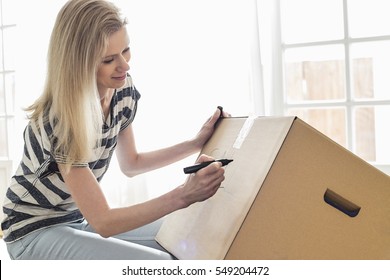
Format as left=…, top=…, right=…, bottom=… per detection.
left=183, top=159, right=233, bottom=174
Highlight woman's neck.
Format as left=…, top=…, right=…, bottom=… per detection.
left=100, top=88, right=114, bottom=121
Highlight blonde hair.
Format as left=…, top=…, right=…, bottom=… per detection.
left=26, top=0, right=127, bottom=171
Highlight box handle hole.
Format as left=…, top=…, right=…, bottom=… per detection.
left=324, top=189, right=361, bottom=218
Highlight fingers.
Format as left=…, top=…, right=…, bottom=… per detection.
left=209, top=107, right=223, bottom=126
left=222, top=111, right=231, bottom=118
left=217, top=106, right=231, bottom=118
left=203, top=106, right=232, bottom=128
left=191, top=171, right=225, bottom=202
left=210, top=106, right=232, bottom=127
left=197, top=154, right=215, bottom=163
left=195, top=161, right=225, bottom=190
left=196, top=154, right=225, bottom=177
left=183, top=157, right=225, bottom=203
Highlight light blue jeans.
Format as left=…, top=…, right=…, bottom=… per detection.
left=6, top=219, right=174, bottom=260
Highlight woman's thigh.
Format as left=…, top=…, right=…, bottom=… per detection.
left=85, top=219, right=168, bottom=252
left=7, top=222, right=173, bottom=260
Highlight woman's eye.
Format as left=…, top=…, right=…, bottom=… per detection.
left=103, top=58, right=114, bottom=64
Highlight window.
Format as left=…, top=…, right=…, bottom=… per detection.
left=0, top=0, right=16, bottom=229
left=275, top=0, right=390, bottom=169
left=0, top=0, right=16, bottom=160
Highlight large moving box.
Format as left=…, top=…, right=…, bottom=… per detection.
left=155, top=116, right=390, bottom=259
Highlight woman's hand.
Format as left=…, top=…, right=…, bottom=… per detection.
left=192, top=107, right=231, bottom=150
left=178, top=154, right=226, bottom=207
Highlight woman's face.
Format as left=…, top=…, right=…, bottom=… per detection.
left=97, top=26, right=131, bottom=96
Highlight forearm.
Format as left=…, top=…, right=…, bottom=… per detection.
left=97, top=187, right=186, bottom=237
left=99, top=156, right=224, bottom=237
left=120, top=139, right=201, bottom=177
left=117, top=108, right=223, bottom=177
left=61, top=155, right=224, bottom=239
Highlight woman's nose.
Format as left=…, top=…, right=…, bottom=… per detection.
left=117, top=56, right=130, bottom=72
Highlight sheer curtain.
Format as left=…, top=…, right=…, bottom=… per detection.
left=16, top=0, right=266, bottom=206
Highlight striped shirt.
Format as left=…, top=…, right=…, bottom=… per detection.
left=1, top=76, right=140, bottom=243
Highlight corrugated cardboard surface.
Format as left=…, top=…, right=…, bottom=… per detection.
left=156, top=116, right=295, bottom=259
left=156, top=117, right=390, bottom=259
left=226, top=118, right=390, bottom=259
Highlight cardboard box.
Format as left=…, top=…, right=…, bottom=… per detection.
left=155, top=116, right=390, bottom=259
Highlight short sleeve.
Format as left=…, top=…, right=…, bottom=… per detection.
left=118, top=86, right=141, bottom=131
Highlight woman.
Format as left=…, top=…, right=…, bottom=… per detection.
left=1, top=0, right=227, bottom=260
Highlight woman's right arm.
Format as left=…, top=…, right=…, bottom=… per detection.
left=59, top=155, right=224, bottom=238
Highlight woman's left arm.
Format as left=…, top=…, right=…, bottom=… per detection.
left=116, top=107, right=225, bottom=177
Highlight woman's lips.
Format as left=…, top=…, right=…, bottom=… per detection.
left=112, top=74, right=126, bottom=81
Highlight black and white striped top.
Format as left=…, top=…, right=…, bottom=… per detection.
left=1, top=76, right=140, bottom=243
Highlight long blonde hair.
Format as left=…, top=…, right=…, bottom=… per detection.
left=26, top=0, right=127, bottom=170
